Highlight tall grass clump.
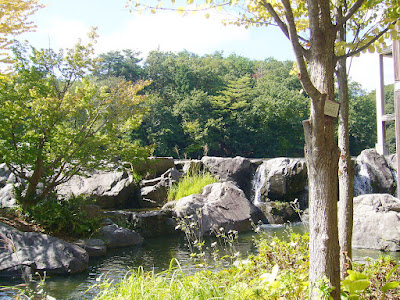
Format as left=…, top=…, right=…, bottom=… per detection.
left=167, top=171, right=217, bottom=201
left=92, top=231, right=400, bottom=300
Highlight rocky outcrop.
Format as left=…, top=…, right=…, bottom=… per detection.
left=353, top=194, right=400, bottom=251
left=57, top=169, right=138, bottom=209
left=0, top=164, right=18, bottom=208
left=252, top=158, right=308, bottom=206
left=256, top=201, right=300, bottom=224
left=95, top=224, right=144, bottom=248
left=74, top=239, right=107, bottom=257
left=0, top=223, right=89, bottom=279
left=201, top=156, right=253, bottom=197
left=169, top=181, right=266, bottom=236
left=134, top=157, right=175, bottom=178
left=139, top=168, right=182, bottom=208
left=102, top=210, right=176, bottom=238
left=353, top=149, right=396, bottom=196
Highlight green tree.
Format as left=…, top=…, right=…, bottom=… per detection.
left=349, top=82, right=377, bottom=155
left=128, top=1, right=400, bottom=298
left=0, top=38, right=151, bottom=209
left=94, top=49, right=144, bottom=81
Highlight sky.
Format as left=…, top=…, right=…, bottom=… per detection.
left=20, top=0, right=394, bottom=92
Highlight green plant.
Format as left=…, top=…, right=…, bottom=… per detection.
left=341, top=270, right=370, bottom=299
left=167, top=171, right=217, bottom=201
left=26, top=194, right=102, bottom=238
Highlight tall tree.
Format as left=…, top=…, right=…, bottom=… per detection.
left=94, top=49, right=144, bottom=81
left=129, top=1, right=400, bottom=298
left=0, top=38, right=151, bottom=209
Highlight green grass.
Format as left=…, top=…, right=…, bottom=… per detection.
left=92, top=232, right=400, bottom=300
left=167, top=171, right=218, bottom=201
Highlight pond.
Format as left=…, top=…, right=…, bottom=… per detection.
left=1, top=223, right=399, bottom=299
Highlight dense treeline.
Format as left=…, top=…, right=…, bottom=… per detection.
left=95, top=49, right=380, bottom=158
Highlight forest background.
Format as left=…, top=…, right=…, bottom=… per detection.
left=95, top=49, right=386, bottom=159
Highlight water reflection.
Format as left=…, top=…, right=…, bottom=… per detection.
left=1, top=223, right=399, bottom=300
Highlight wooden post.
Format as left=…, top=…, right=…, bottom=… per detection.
left=393, top=24, right=400, bottom=197
left=376, top=54, right=386, bottom=155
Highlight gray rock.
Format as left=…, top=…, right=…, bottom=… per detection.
left=256, top=158, right=307, bottom=203
left=102, top=210, right=176, bottom=238
left=201, top=156, right=253, bottom=196
left=57, top=169, right=138, bottom=209
left=134, top=157, right=175, bottom=178
left=256, top=201, right=299, bottom=224
left=173, top=181, right=266, bottom=236
left=354, top=149, right=396, bottom=196
left=0, top=164, right=17, bottom=208
left=75, top=238, right=107, bottom=257
left=0, top=223, right=88, bottom=279
left=139, top=168, right=183, bottom=208
left=95, top=224, right=143, bottom=248
left=353, top=194, right=400, bottom=251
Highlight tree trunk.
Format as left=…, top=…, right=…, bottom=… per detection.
left=304, top=95, right=340, bottom=299
left=23, top=157, right=43, bottom=208
left=337, top=53, right=354, bottom=280
left=305, top=10, right=341, bottom=295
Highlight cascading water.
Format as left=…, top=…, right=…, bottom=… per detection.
left=251, top=162, right=267, bottom=206
left=353, top=160, right=373, bottom=196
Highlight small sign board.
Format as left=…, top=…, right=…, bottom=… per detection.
left=324, top=99, right=340, bottom=118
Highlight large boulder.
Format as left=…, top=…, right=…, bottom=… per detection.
left=171, top=181, right=266, bottom=236
left=353, top=149, right=396, bottom=196
left=252, top=158, right=308, bottom=206
left=57, top=169, right=138, bottom=209
left=139, top=168, right=182, bottom=208
left=201, top=156, right=253, bottom=196
left=102, top=210, right=176, bottom=238
left=133, top=157, right=175, bottom=178
left=0, top=223, right=88, bottom=279
left=353, top=194, right=400, bottom=251
left=0, top=164, right=18, bottom=208
left=95, top=224, right=144, bottom=248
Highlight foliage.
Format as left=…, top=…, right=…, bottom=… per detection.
left=94, top=49, right=144, bottom=81
left=0, top=36, right=152, bottom=208
left=129, top=52, right=310, bottom=158
left=92, top=231, right=400, bottom=300
left=167, top=171, right=217, bottom=201
left=24, top=194, right=102, bottom=238
left=348, top=82, right=377, bottom=156
left=0, top=0, right=43, bottom=66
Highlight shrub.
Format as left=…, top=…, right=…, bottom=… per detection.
left=167, top=171, right=217, bottom=201
left=25, top=194, right=102, bottom=238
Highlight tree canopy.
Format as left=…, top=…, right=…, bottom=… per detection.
left=0, top=37, right=151, bottom=208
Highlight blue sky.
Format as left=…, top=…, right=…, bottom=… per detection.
left=21, top=0, right=394, bottom=91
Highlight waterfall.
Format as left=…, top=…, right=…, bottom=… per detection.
left=251, top=163, right=267, bottom=205
left=353, top=160, right=373, bottom=196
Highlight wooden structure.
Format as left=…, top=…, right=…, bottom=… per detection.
left=375, top=47, right=394, bottom=155
left=376, top=30, right=400, bottom=197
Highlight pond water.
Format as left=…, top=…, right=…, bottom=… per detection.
left=1, top=223, right=399, bottom=299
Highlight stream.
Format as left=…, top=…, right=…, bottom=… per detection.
left=1, top=223, right=399, bottom=299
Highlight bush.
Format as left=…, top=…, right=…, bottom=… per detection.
left=167, top=171, right=217, bottom=201
left=26, top=195, right=102, bottom=238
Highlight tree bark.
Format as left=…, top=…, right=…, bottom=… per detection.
left=336, top=12, right=354, bottom=278
left=305, top=2, right=341, bottom=298
left=304, top=97, right=340, bottom=300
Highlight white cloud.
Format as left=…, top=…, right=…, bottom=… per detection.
left=36, top=18, right=91, bottom=50
left=96, top=12, right=249, bottom=57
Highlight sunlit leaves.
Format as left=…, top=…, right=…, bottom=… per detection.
left=0, top=0, right=43, bottom=66
left=0, top=36, right=151, bottom=206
